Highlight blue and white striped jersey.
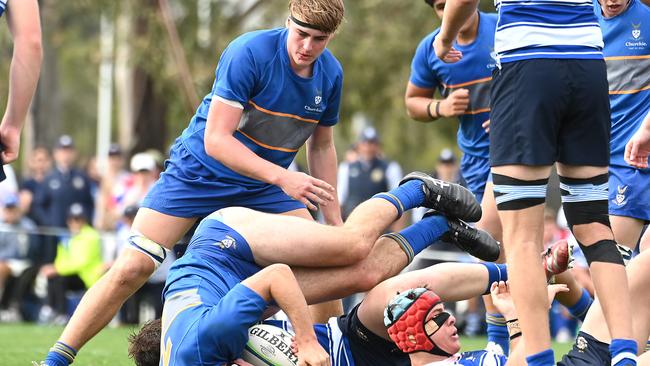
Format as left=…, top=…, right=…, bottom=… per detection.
left=0, top=0, right=7, bottom=17
left=494, top=0, right=604, bottom=64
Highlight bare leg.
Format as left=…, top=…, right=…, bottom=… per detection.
left=476, top=181, right=504, bottom=318
left=280, top=208, right=343, bottom=323
left=221, top=198, right=400, bottom=267
left=640, top=229, right=650, bottom=253
left=493, top=164, right=553, bottom=357
left=610, top=215, right=644, bottom=251
left=59, top=209, right=196, bottom=350
left=557, top=164, right=634, bottom=343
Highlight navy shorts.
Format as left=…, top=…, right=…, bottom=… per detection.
left=142, top=141, right=305, bottom=218
left=490, top=59, right=611, bottom=167
left=557, top=331, right=610, bottom=366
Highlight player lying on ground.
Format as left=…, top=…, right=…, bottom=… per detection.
left=128, top=239, right=580, bottom=366
left=45, top=172, right=497, bottom=365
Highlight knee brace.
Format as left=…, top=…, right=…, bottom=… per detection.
left=559, top=174, right=610, bottom=230
left=492, top=174, right=548, bottom=210
left=127, top=232, right=167, bottom=269
left=579, top=239, right=624, bottom=266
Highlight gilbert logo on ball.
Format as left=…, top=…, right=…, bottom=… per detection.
left=242, top=324, right=298, bottom=366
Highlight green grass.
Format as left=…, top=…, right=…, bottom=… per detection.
left=0, top=323, right=575, bottom=365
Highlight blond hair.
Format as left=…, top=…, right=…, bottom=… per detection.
left=289, top=0, right=345, bottom=34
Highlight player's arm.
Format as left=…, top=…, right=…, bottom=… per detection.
left=243, top=264, right=329, bottom=366
left=204, top=98, right=335, bottom=211
left=434, top=0, right=479, bottom=61
left=1, top=0, right=42, bottom=163
left=405, top=82, right=469, bottom=121
left=624, top=109, right=650, bottom=169
left=306, top=125, right=342, bottom=225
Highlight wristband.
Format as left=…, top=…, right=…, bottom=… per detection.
left=509, top=332, right=522, bottom=340
left=426, top=101, right=436, bottom=120
left=435, top=100, right=442, bottom=118
left=506, top=318, right=521, bottom=338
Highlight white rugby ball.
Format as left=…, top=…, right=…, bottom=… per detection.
left=241, top=323, right=298, bottom=366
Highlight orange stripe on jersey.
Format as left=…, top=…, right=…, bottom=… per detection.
left=604, top=55, right=650, bottom=61
left=464, top=108, right=491, bottom=115
left=609, top=85, right=650, bottom=95
left=237, top=129, right=299, bottom=152
left=441, top=76, right=492, bottom=89
left=248, top=101, right=319, bottom=124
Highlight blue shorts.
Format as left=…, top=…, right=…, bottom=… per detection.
left=161, top=281, right=268, bottom=365
left=609, top=165, right=650, bottom=222
left=143, top=141, right=305, bottom=218
left=557, top=331, right=610, bottom=366
left=490, top=59, right=610, bottom=167
left=460, top=154, right=491, bottom=203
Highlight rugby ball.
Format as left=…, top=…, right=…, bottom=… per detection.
left=241, top=323, right=298, bottom=366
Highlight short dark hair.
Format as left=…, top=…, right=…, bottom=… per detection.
left=128, top=319, right=162, bottom=366
left=424, top=0, right=435, bottom=7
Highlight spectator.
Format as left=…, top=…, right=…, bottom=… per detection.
left=94, top=143, right=131, bottom=230
left=337, top=126, right=403, bottom=221
left=38, top=203, right=103, bottom=324
left=0, top=194, right=40, bottom=321
left=18, top=146, right=52, bottom=225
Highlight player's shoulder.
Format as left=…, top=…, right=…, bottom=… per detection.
left=227, top=28, right=285, bottom=61
left=318, top=48, right=344, bottom=78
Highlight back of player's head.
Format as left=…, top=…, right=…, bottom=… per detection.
left=383, top=288, right=453, bottom=356
left=289, top=0, right=345, bottom=34
left=128, top=319, right=161, bottom=366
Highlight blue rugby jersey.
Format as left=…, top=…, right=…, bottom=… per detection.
left=410, top=12, right=497, bottom=158
left=595, top=0, right=650, bottom=166
left=179, top=28, right=343, bottom=188
left=494, top=0, right=604, bottom=64
left=0, top=1, right=6, bottom=17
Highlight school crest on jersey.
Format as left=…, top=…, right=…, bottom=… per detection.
left=632, top=23, right=641, bottom=39
left=214, top=235, right=237, bottom=250
left=613, top=185, right=628, bottom=207
left=576, top=336, right=588, bottom=353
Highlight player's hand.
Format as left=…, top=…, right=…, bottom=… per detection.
left=440, top=89, right=470, bottom=117
left=0, top=122, right=21, bottom=164
left=433, top=35, right=463, bottom=63
left=295, top=337, right=329, bottom=366
left=547, top=284, right=569, bottom=307
left=276, top=171, right=335, bottom=211
left=490, top=281, right=517, bottom=320
left=482, top=119, right=490, bottom=133
left=624, top=125, right=650, bottom=169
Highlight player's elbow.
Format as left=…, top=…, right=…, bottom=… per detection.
left=16, top=34, right=43, bottom=64
left=204, top=133, right=228, bottom=159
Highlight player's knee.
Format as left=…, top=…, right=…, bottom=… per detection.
left=110, top=253, right=156, bottom=288
left=579, top=239, right=625, bottom=267
left=492, top=174, right=548, bottom=210
left=559, top=174, right=610, bottom=231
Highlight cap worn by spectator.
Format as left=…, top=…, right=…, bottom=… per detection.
left=438, top=148, right=457, bottom=164
left=130, top=153, right=156, bottom=172
left=3, top=194, right=19, bottom=209
left=108, top=143, right=123, bottom=156
left=56, top=135, right=75, bottom=149
left=68, top=203, right=86, bottom=220
left=358, top=126, right=380, bottom=143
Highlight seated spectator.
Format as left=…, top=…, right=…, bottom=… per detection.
left=38, top=203, right=104, bottom=323
left=0, top=195, right=40, bottom=321
left=19, top=146, right=52, bottom=226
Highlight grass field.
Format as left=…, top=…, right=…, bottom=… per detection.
left=0, top=323, right=575, bottom=365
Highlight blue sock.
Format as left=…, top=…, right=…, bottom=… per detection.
left=382, top=214, right=448, bottom=262
left=373, top=180, right=425, bottom=216
left=480, top=262, right=508, bottom=294
left=567, top=288, right=592, bottom=321
left=45, top=341, right=77, bottom=366
left=486, top=313, right=509, bottom=355
left=645, top=340, right=650, bottom=353
left=610, top=338, right=637, bottom=366
left=526, top=349, right=555, bottom=366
